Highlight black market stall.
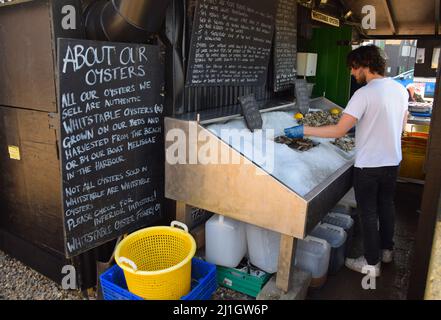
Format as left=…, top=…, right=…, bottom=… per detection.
left=164, top=0, right=355, bottom=292
left=1, top=0, right=356, bottom=294
left=0, top=0, right=168, bottom=289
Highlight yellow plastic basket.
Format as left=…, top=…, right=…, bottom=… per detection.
left=115, top=221, right=196, bottom=300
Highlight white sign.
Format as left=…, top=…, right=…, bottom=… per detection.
left=416, top=48, right=425, bottom=64
left=432, top=48, right=440, bottom=69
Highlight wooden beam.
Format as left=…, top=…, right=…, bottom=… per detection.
left=408, top=51, right=441, bottom=300
left=381, top=0, right=397, bottom=35
left=276, top=235, right=298, bottom=292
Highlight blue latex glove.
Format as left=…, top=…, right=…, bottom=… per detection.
left=284, top=125, right=304, bottom=139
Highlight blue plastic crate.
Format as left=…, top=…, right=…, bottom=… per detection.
left=100, top=258, right=217, bottom=300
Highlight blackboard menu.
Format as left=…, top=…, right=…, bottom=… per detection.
left=238, top=94, right=262, bottom=132
left=274, top=0, right=298, bottom=92
left=186, top=0, right=276, bottom=87
left=58, top=39, right=164, bottom=257
left=295, top=79, right=310, bottom=115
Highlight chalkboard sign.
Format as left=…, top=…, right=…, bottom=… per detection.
left=186, top=0, right=276, bottom=87
left=57, top=39, right=164, bottom=257
left=238, top=94, right=262, bottom=131
left=274, top=0, right=298, bottom=92
left=295, top=79, right=310, bottom=115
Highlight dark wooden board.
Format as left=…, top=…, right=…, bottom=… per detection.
left=239, top=94, right=262, bottom=131
left=274, top=0, right=297, bottom=92
left=295, top=79, right=310, bottom=115
left=57, top=38, right=165, bottom=257
left=186, top=0, right=276, bottom=87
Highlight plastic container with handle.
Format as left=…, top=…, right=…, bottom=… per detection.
left=205, top=214, right=247, bottom=268
left=295, top=236, right=331, bottom=288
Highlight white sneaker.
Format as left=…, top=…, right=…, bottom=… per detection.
left=345, top=256, right=381, bottom=277
left=382, top=250, right=394, bottom=263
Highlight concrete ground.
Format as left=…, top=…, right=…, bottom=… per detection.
left=307, top=182, right=422, bottom=300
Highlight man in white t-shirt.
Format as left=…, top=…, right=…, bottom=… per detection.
left=285, top=45, right=408, bottom=277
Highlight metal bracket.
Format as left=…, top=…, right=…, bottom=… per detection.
left=48, top=113, right=59, bottom=130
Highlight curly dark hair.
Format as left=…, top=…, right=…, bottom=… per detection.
left=347, top=45, right=386, bottom=76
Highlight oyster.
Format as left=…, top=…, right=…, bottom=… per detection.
left=331, top=135, right=355, bottom=152
left=297, top=110, right=341, bottom=127
left=275, top=136, right=319, bottom=152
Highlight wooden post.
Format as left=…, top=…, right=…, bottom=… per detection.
left=176, top=201, right=187, bottom=223
left=276, top=235, right=297, bottom=292
left=408, top=53, right=441, bottom=299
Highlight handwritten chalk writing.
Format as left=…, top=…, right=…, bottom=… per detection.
left=97, top=174, right=124, bottom=186
left=107, top=145, right=124, bottom=156
left=274, top=0, right=297, bottom=92
left=64, top=138, right=109, bottom=161
left=128, top=193, right=157, bottom=212
left=62, top=106, right=82, bottom=120
left=62, top=45, right=116, bottom=73
left=111, top=134, right=129, bottom=143
left=62, top=93, right=77, bottom=108
left=123, top=106, right=155, bottom=116
left=67, top=212, right=93, bottom=231
left=129, top=118, right=146, bottom=127
left=115, top=215, right=136, bottom=230
left=85, top=102, right=101, bottom=112
left=103, top=85, right=136, bottom=97
left=105, top=96, right=141, bottom=107
left=66, top=190, right=106, bottom=208
left=95, top=155, right=126, bottom=171
left=65, top=204, right=94, bottom=217
left=125, top=168, right=141, bottom=177
left=106, top=186, right=120, bottom=195
left=119, top=198, right=135, bottom=208
left=59, top=40, right=164, bottom=257
left=80, top=91, right=99, bottom=101
left=139, top=81, right=152, bottom=90
left=77, top=166, right=92, bottom=175
left=127, top=137, right=157, bottom=151
left=135, top=205, right=158, bottom=220
left=94, top=204, right=117, bottom=217
left=85, top=65, right=146, bottom=86
left=143, top=126, right=162, bottom=135
left=187, top=0, right=276, bottom=86
left=66, top=226, right=113, bottom=253
left=120, top=178, right=151, bottom=191
left=63, top=129, right=94, bottom=149
left=94, top=208, right=125, bottom=227
left=62, top=110, right=122, bottom=135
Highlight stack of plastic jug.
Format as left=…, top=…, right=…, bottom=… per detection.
left=246, top=224, right=281, bottom=274
left=310, top=223, right=347, bottom=275
left=205, top=214, right=247, bottom=268
left=322, top=212, right=354, bottom=257
left=295, top=236, right=331, bottom=288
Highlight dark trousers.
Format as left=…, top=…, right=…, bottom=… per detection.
left=353, top=166, right=399, bottom=265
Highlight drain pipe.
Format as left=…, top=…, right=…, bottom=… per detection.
left=85, top=0, right=171, bottom=42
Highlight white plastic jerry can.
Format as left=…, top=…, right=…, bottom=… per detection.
left=246, top=224, right=281, bottom=274
left=205, top=214, right=247, bottom=268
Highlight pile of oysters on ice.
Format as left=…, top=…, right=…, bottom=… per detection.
left=331, top=135, right=355, bottom=152
left=297, top=110, right=341, bottom=127
left=274, top=136, right=319, bottom=152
